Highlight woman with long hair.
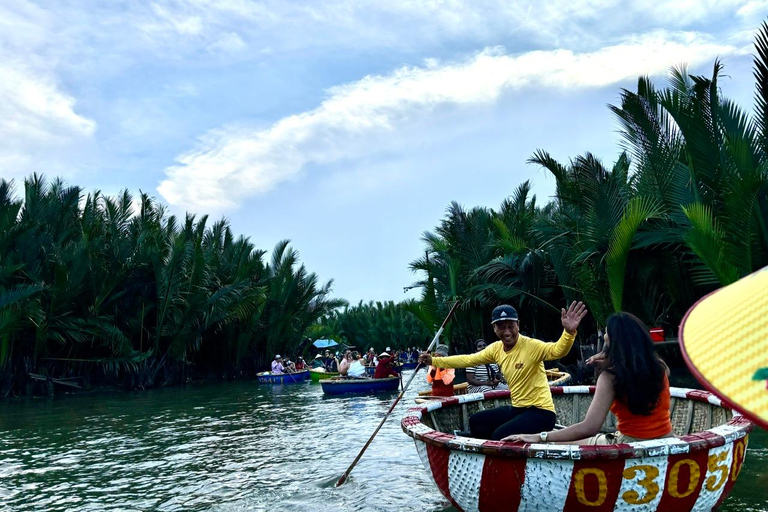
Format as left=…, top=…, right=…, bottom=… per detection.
left=505, top=312, right=673, bottom=445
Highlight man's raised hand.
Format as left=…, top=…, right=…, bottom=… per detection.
left=561, top=301, right=588, bottom=334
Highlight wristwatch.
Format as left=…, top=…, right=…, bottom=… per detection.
left=539, top=431, right=548, bottom=442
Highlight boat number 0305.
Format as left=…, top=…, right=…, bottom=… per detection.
left=573, top=437, right=748, bottom=507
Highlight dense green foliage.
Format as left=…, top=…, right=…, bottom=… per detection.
left=309, top=301, right=433, bottom=353
left=0, top=177, right=345, bottom=396
left=405, top=25, right=768, bottom=350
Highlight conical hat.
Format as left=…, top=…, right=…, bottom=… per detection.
left=680, top=266, right=768, bottom=429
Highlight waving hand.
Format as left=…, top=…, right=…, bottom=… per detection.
left=561, top=301, right=588, bottom=334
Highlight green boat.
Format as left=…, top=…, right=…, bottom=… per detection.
left=309, top=368, right=339, bottom=382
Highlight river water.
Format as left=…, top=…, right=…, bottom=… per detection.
left=0, top=371, right=765, bottom=512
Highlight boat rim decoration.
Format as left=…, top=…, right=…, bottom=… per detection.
left=401, top=386, right=753, bottom=461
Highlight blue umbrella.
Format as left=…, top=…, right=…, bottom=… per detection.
left=312, top=339, right=339, bottom=348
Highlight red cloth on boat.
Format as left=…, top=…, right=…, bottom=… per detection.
left=610, top=374, right=673, bottom=439
left=374, top=357, right=398, bottom=379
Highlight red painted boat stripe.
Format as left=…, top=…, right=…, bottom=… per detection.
left=563, top=458, right=625, bottom=512
left=426, top=443, right=463, bottom=511
left=478, top=455, right=526, bottom=512
left=656, top=448, right=708, bottom=511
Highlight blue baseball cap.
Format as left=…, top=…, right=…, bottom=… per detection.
left=491, top=305, right=519, bottom=324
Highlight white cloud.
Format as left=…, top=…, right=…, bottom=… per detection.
left=63, top=0, right=765, bottom=63
left=737, top=0, right=768, bottom=18
left=0, top=2, right=95, bottom=181
left=1, top=60, right=95, bottom=142
left=207, top=32, right=247, bottom=53
left=158, top=31, right=746, bottom=211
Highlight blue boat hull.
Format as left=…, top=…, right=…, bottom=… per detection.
left=256, top=370, right=309, bottom=384
left=399, top=362, right=418, bottom=370
left=321, top=377, right=400, bottom=395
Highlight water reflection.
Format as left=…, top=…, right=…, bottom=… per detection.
left=0, top=374, right=764, bottom=511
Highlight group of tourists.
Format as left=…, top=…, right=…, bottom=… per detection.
left=343, top=349, right=400, bottom=379
left=269, top=355, right=307, bottom=375
left=421, top=302, right=674, bottom=446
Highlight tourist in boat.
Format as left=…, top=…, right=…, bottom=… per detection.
left=347, top=351, right=368, bottom=378
left=324, top=351, right=339, bottom=373
left=271, top=355, right=285, bottom=375
left=294, top=357, right=307, bottom=371
left=364, top=348, right=378, bottom=367
left=504, top=312, right=673, bottom=445
left=311, top=353, right=325, bottom=369
left=374, top=352, right=399, bottom=379
left=419, top=301, right=587, bottom=440
left=466, top=339, right=509, bottom=393
left=338, top=350, right=352, bottom=376
left=283, top=358, right=297, bottom=373
left=426, top=344, right=455, bottom=397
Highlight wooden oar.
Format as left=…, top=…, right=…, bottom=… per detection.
left=335, top=300, right=461, bottom=487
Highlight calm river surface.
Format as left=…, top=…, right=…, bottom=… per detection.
left=0, top=371, right=766, bottom=512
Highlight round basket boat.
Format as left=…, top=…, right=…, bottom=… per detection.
left=546, top=369, right=571, bottom=386
left=417, top=371, right=571, bottom=401
left=419, top=382, right=470, bottom=397
left=321, top=376, right=400, bottom=395
left=401, top=386, right=753, bottom=512
left=309, top=368, right=339, bottom=382
left=256, top=370, right=309, bottom=384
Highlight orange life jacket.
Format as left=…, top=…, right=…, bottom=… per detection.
left=427, top=367, right=455, bottom=397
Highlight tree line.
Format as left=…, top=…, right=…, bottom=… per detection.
left=0, top=177, right=345, bottom=397
left=3, top=24, right=768, bottom=397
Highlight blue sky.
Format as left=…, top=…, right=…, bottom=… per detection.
left=3, top=1, right=767, bottom=304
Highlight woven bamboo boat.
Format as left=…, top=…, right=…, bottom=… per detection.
left=417, top=371, right=570, bottom=400
left=419, top=382, right=469, bottom=397
left=256, top=370, right=309, bottom=384
left=402, top=386, right=753, bottom=512
left=321, top=376, right=400, bottom=395
left=309, top=368, right=339, bottom=382
left=545, top=369, right=571, bottom=386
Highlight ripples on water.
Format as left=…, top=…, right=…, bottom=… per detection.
left=0, top=374, right=765, bottom=512
left=0, top=373, right=452, bottom=511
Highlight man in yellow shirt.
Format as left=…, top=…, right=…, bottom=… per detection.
left=419, top=301, right=587, bottom=440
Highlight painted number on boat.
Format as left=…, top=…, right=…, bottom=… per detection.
left=574, top=447, right=742, bottom=507
left=574, top=468, right=608, bottom=506
left=667, top=459, right=700, bottom=498
left=621, top=465, right=660, bottom=505
left=730, top=436, right=748, bottom=482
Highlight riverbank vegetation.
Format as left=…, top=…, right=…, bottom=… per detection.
left=310, top=301, right=433, bottom=352
left=0, top=179, right=346, bottom=397
left=395, top=24, right=768, bottom=354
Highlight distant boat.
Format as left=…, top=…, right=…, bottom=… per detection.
left=309, top=368, right=339, bottom=382
left=399, top=361, right=419, bottom=370
left=256, top=371, right=309, bottom=384
left=320, top=376, right=400, bottom=395
left=545, top=369, right=571, bottom=386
